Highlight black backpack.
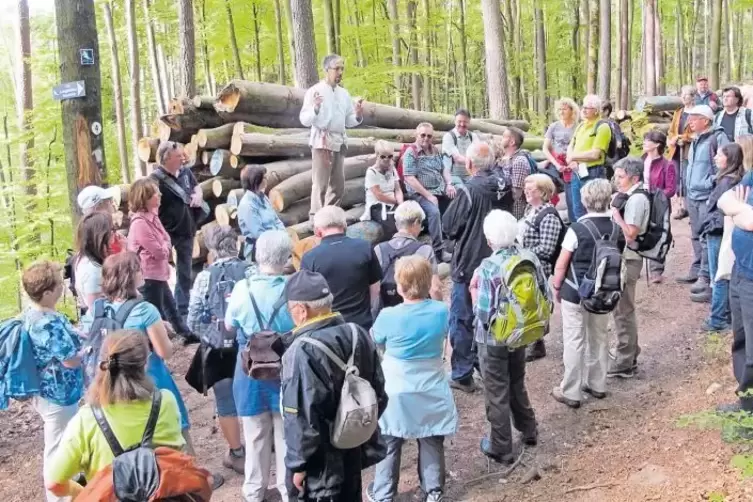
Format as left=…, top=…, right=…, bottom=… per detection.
left=568, top=220, right=625, bottom=314
left=377, top=239, right=426, bottom=308
left=531, top=206, right=568, bottom=269
left=83, top=299, right=144, bottom=387
left=200, top=259, right=249, bottom=351
left=580, top=120, right=630, bottom=163
left=627, top=188, right=673, bottom=263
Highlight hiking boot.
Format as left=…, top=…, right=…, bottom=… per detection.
left=673, top=208, right=689, bottom=220
left=690, top=277, right=711, bottom=294
left=479, top=437, right=514, bottom=464
left=210, top=472, right=225, bottom=491
left=522, top=430, right=538, bottom=446
left=701, top=319, right=730, bottom=333
left=365, top=482, right=379, bottom=502
left=717, top=402, right=742, bottom=415
left=450, top=378, right=477, bottom=393
left=425, top=490, right=445, bottom=502
left=179, top=332, right=201, bottom=346
left=525, top=340, right=546, bottom=362
left=222, top=448, right=245, bottom=475
left=551, top=387, right=580, bottom=409
left=581, top=385, right=607, bottom=399
left=676, top=273, right=699, bottom=284
left=690, top=290, right=712, bottom=303
left=607, top=367, right=635, bottom=379
left=649, top=274, right=663, bottom=284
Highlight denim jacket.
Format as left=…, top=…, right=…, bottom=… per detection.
left=732, top=172, right=753, bottom=280
left=686, top=127, right=729, bottom=201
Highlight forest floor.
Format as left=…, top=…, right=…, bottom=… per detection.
left=2, top=220, right=753, bottom=501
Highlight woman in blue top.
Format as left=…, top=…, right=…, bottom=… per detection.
left=237, top=165, right=285, bottom=261
left=367, top=255, right=457, bottom=502
left=225, top=230, right=294, bottom=502
left=21, top=261, right=84, bottom=502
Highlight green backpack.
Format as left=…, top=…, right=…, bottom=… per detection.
left=488, top=251, right=553, bottom=348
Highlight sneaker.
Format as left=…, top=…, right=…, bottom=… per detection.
left=450, top=378, right=477, bottom=393
left=649, top=274, right=663, bottom=284
left=222, top=448, right=245, bottom=475
left=425, top=490, right=445, bottom=502
left=210, top=472, right=225, bottom=491
left=701, top=320, right=730, bottom=333
left=676, top=273, right=699, bottom=284
left=479, top=437, right=514, bottom=464
left=690, top=277, right=710, bottom=294
left=551, top=387, right=580, bottom=409
left=179, top=332, right=201, bottom=346
left=365, top=482, right=379, bottom=502
left=525, top=340, right=546, bottom=362
left=581, top=385, right=607, bottom=399
left=607, top=367, right=635, bottom=379
left=690, top=290, right=712, bottom=303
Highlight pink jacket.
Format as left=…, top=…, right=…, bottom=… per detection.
left=128, top=211, right=172, bottom=281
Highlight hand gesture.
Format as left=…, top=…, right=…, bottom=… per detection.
left=314, top=92, right=324, bottom=112
left=735, top=184, right=751, bottom=205
left=354, top=96, right=364, bottom=117
left=190, top=191, right=203, bottom=208
left=293, top=472, right=306, bottom=492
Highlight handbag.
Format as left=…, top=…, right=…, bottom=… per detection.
left=716, top=215, right=736, bottom=282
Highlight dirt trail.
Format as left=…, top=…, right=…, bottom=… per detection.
left=2, top=221, right=753, bottom=501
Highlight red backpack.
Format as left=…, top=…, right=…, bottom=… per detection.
left=394, top=144, right=418, bottom=181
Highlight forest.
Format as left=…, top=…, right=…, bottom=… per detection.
left=0, top=0, right=744, bottom=316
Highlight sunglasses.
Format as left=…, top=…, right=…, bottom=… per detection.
left=379, top=155, right=394, bottom=160
left=419, top=133, right=433, bottom=138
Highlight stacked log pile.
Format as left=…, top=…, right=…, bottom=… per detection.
left=129, top=80, right=539, bottom=260
left=614, top=96, right=681, bottom=147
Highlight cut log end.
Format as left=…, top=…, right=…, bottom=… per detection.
left=137, top=137, right=159, bottom=163
left=215, top=85, right=242, bottom=114
left=230, top=134, right=243, bottom=156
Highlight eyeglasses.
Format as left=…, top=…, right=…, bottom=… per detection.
left=379, top=155, right=393, bottom=160
left=419, top=133, right=433, bottom=138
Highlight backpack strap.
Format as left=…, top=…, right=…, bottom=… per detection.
left=91, top=405, right=125, bottom=457
left=746, top=108, right=753, bottom=133
left=299, top=324, right=360, bottom=374
left=581, top=218, right=603, bottom=241
left=532, top=206, right=560, bottom=229
left=247, top=279, right=285, bottom=331
left=114, top=298, right=144, bottom=327
left=140, top=391, right=162, bottom=446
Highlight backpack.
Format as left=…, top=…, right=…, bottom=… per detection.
left=628, top=188, right=673, bottom=263
left=377, top=240, right=426, bottom=308
left=239, top=286, right=286, bottom=380
left=394, top=144, right=418, bottom=182
left=566, top=219, right=625, bottom=315
left=0, top=317, right=41, bottom=410
left=299, top=324, right=378, bottom=449
left=488, top=250, right=553, bottom=348
left=578, top=120, right=628, bottom=163
left=514, top=151, right=565, bottom=193
left=79, top=391, right=212, bottom=502
left=200, top=259, right=249, bottom=351
left=83, top=299, right=144, bottom=387
left=531, top=206, right=568, bottom=268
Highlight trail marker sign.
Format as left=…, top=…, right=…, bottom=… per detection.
left=52, top=81, right=86, bottom=101
left=80, top=49, right=95, bottom=66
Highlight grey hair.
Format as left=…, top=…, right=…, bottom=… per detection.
left=156, top=141, right=179, bottom=165
left=255, top=230, right=292, bottom=269
left=466, top=142, right=494, bottom=171
left=482, top=210, right=518, bottom=250
left=582, top=94, right=602, bottom=110
left=394, top=200, right=425, bottom=230
left=205, top=225, right=238, bottom=259
left=322, top=54, right=342, bottom=71
left=580, top=179, right=613, bottom=212
left=313, top=205, right=347, bottom=231
left=291, top=293, right=334, bottom=311
left=681, top=85, right=697, bottom=98
left=614, top=156, right=644, bottom=181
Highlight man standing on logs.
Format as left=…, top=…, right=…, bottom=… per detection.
left=151, top=141, right=205, bottom=342
left=695, top=77, right=720, bottom=112
left=299, top=54, right=364, bottom=218
left=442, top=109, right=479, bottom=187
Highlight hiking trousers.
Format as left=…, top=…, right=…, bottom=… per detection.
left=560, top=300, right=610, bottom=401
left=310, top=146, right=346, bottom=217
left=371, top=435, right=445, bottom=501
left=610, top=258, right=643, bottom=373
left=242, top=412, right=287, bottom=502
left=730, top=270, right=753, bottom=412
left=478, top=343, right=537, bottom=456
left=33, top=397, right=77, bottom=502
left=687, top=198, right=710, bottom=280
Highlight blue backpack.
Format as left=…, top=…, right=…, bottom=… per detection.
left=0, top=317, right=42, bottom=410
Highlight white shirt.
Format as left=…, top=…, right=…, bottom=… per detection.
left=299, top=81, right=362, bottom=152
left=561, top=211, right=613, bottom=252
left=361, top=166, right=398, bottom=221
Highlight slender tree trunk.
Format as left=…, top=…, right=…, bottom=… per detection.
left=333, top=0, right=341, bottom=53
left=580, top=0, right=590, bottom=97
left=103, top=2, right=130, bottom=183
left=283, top=0, right=297, bottom=86
left=15, top=0, right=35, bottom=211
left=480, top=0, right=509, bottom=119
left=142, top=0, right=165, bottom=114
left=290, top=0, right=319, bottom=88
left=512, top=0, right=522, bottom=114
left=675, top=0, right=684, bottom=88
left=273, top=0, right=286, bottom=84
left=705, top=0, right=710, bottom=74
left=421, top=0, right=431, bottom=110
left=586, top=0, right=599, bottom=94
left=598, top=0, right=611, bottom=100
left=618, top=0, right=629, bottom=108
left=690, top=0, right=701, bottom=75
left=407, top=0, right=422, bottom=110
left=571, top=0, right=581, bottom=98
left=723, top=0, right=732, bottom=84
left=387, top=0, right=402, bottom=107
left=351, top=0, right=366, bottom=66
left=226, top=0, right=244, bottom=79
left=252, top=2, right=262, bottom=81
left=735, top=8, right=744, bottom=82
left=198, top=0, right=213, bottom=95
left=643, top=0, right=657, bottom=96
left=458, top=0, right=469, bottom=109
left=534, top=0, right=547, bottom=115
left=125, top=0, right=144, bottom=176
left=710, top=0, right=722, bottom=90
left=323, top=0, right=337, bottom=55
left=178, top=0, right=196, bottom=97
left=627, top=0, right=633, bottom=105
left=157, top=44, right=171, bottom=103
left=654, top=1, right=665, bottom=94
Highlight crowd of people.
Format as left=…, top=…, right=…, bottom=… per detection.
left=7, top=53, right=753, bottom=502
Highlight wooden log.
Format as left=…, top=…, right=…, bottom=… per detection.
left=227, top=188, right=246, bottom=207
left=232, top=122, right=306, bottom=137
left=634, top=96, right=684, bottom=113
left=277, top=198, right=311, bottom=226
left=288, top=205, right=364, bottom=239
left=201, top=149, right=214, bottom=165
left=158, top=106, right=287, bottom=143
left=184, top=138, right=201, bottom=167
left=198, top=178, right=218, bottom=199
left=137, top=137, right=160, bottom=163
left=209, top=149, right=235, bottom=178
left=196, top=123, right=236, bottom=149
left=235, top=113, right=308, bottom=129
left=193, top=221, right=220, bottom=260
left=269, top=161, right=371, bottom=212
left=474, top=118, right=531, bottom=132
left=230, top=133, right=396, bottom=158
left=346, top=220, right=386, bottom=245
left=615, top=110, right=632, bottom=122
left=191, top=95, right=216, bottom=110
left=112, top=183, right=130, bottom=210
left=214, top=203, right=238, bottom=226
left=212, top=178, right=242, bottom=198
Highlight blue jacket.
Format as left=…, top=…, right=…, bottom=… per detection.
left=732, top=172, right=753, bottom=281
left=686, top=126, right=729, bottom=201
left=0, top=318, right=41, bottom=410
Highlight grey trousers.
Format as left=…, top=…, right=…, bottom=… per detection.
left=611, top=258, right=643, bottom=372
left=371, top=435, right=445, bottom=501
left=730, top=271, right=753, bottom=412
left=309, top=146, right=346, bottom=217
left=478, top=343, right=537, bottom=456
left=687, top=198, right=710, bottom=279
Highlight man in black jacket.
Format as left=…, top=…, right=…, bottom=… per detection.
left=281, top=270, right=388, bottom=501
left=442, top=142, right=509, bottom=393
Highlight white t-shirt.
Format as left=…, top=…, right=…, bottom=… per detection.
left=561, top=211, right=613, bottom=252
left=74, top=256, right=102, bottom=309
left=361, top=166, right=398, bottom=221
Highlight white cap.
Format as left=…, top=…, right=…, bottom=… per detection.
left=77, top=185, right=118, bottom=212
left=687, top=104, right=715, bottom=121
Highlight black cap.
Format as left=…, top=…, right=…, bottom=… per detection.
left=284, top=270, right=331, bottom=302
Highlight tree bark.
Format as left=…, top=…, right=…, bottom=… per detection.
left=103, top=2, right=130, bottom=183
left=124, top=0, right=144, bottom=176
left=387, top=0, right=402, bottom=107
left=643, top=0, right=657, bottom=96
left=407, top=0, right=422, bottom=110
left=54, top=0, right=107, bottom=222
left=634, top=95, right=684, bottom=113
left=252, top=2, right=262, bottom=82
left=290, top=0, right=319, bottom=88
left=421, top=0, right=431, bottom=111
left=15, top=0, right=35, bottom=208
left=178, top=0, right=196, bottom=97
left=230, top=133, right=393, bottom=158
left=273, top=0, right=286, bottom=84
left=225, top=0, right=244, bottom=79
left=534, top=0, right=547, bottom=115
left=196, top=123, right=236, bottom=149
left=323, top=0, right=337, bottom=55
left=675, top=0, right=684, bottom=89
left=458, top=0, right=469, bottom=109
left=618, top=0, right=629, bottom=108
left=480, top=0, right=510, bottom=119
left=137, top=137, right=159, bottom=163
left=597, top=0, right=611, bottom=100
left=654, top=1, right=665, bottom=94
left=587, top=0, right=599, bottom=95
left=283, top=0, right=297, bottom=87
left=710, top=0, right=722, bottom=90
left=571, top=0, right=581, bottom=98
left=722, top=0, right=731, bottom=85
left=142, top=0, right=165, bottom=115
left=212, top=178, right=241, bottom=198
left=198, top=0, right=213, bottom=95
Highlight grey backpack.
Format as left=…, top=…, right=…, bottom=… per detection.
left=300, top=324, right=378, bottom=449
left=200, top=259, right=249, bottom=350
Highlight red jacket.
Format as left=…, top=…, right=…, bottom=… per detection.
left=128, top=210, right=172, bottom=281
left=643, top=155, right=677, bottom=198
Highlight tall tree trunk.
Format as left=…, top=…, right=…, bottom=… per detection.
left=284, top=0, right=297, bottom=86
left=252, top=2, right=262, bottom=81
left=572, top=0, right=582, bottom=98
left=735, top=8, right=744, bottom=82
left=534, top=0, right=547, bottom=115
left=54, top=0, right=107, bottom=221
left=351, top=0, right=366, bottom=66
left=15, top=0, right=35, bottom=212
left=627, top=0, right=633, bottom=105
left=407, top=0, right=422, bottom=110
left=178, top=0, right=196, bottom=97
left=125, top=0, right=144, bottom=176
left=710, top=0, right=722, bottom=90
left=290, top=0, right=319, bottom=88
left=225, top=0, right=244, bottom=79
left=618, top=0, right=629, bottom=108
left=142, top=0, right=165, bottom=115
left=586, top=0, right=599, bottom=95
left=273, top=0, right=286, bottom=84
left=723, top=0, right=732, bottom=84
left=643, top=0, right=657, bottom=96
left=675, top=0, right=684, bottom=88
left=387, top=0, right=402, bottom=107
left=458, top=0, right=469, bottom=109
left=654, top=1, right=665, bottom=94
left=103, top=2, right=130, bottom=183
left=705, top=0, right=711, bottom=74
left=480, top=0, right=509, bottom=119
left=598, top=0, right=611, bottom=100
left=157, top=44, right=171, bottom=103
left=334, top=0, right=341, bottom=53
left=198, top=0, right=213, bottom=95
left=421, top=0, right=431, bottom=110
left=323, top=0, right=337, bottom=55
left=690, top=0, right=701, bottom=75
left=512, top=0, right=523, bottom=114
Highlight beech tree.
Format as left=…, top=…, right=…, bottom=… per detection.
left=480, top=0, right=509, bottom=119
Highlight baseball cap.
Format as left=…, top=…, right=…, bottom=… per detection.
left=696, top=76, right=708, bottom=82
left=284, top=270, right=331, bottom=303
left=687, top=105, right=715, bottom=121
left=77, top=185, right=118, bottom=212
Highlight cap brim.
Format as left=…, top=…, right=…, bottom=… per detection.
left=102, top=186, right=119, bottom=200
